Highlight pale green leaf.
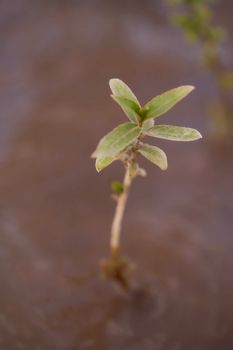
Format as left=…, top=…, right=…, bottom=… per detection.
left=109, top=79, right=140, bottom=106
left=137, top=168, right=147, bottom=177
left=146, top=125, right=202, bottom=141
left=129, top=161, right=147, bottom=177
left=142, top=118, right=154, bottom=132
left=143, top=85, right=194, bottom=120
left=95, top=156, right=115, bottom=172
left=129, top=161, right=139, bottom=177
left=138, top=142, right=168, bottom=170
left=111, top=95, right=141, bottom=123
left=93, top=122, right=141, bottom=159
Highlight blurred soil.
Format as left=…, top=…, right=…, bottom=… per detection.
left=0, top=1, right=233, bottom=349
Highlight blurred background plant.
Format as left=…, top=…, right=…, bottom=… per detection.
left=167, top=0, right=233, bottom=137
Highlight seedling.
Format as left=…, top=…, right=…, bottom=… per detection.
left=92, top=79, right=202, bottom=288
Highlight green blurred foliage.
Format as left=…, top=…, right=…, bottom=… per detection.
left=167, top=0, right=233, bottom=137
left=111, top=181, right=124, bottom=194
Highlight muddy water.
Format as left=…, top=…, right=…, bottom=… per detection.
left=0, top=1, right=233, bottom=349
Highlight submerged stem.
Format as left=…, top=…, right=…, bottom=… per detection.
left=110, top=162, right=133, bottom=256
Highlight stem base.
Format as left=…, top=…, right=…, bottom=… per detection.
left=100, top=249, right=133, bottom=290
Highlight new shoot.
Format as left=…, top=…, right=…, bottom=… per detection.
left=92, top=79, right=202, bottom=288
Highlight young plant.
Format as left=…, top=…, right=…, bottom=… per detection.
left=92, top=79, right=202, bottom=288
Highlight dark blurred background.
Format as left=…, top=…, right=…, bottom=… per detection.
left=0, top=1, right=233, bottom=349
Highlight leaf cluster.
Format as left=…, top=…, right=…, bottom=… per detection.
left=92, top=79, right=202, bottom=172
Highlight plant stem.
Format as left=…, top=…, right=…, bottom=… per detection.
left=110, top=163, right=133, bottom=258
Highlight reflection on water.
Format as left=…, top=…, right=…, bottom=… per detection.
left=0, top=0, right=233, bottom=349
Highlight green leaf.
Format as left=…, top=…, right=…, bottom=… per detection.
left=146, top=125, right=202, bottom=141
left=128, top=161, right=147, bottom=177
left=111, top=95, right=141, bottom=123
left=129, top=161, right=139, bottom=177
left=111, top=181, right=124, bottom=194
left=109, top=79, right=140, bottom=106
left=93, top=122, right=141, bottom=159
left=143, top=85, right=194, bottom=120
left=95, top=156, right=115, bottom=172
left=142, top=118, right=154, bottom=132
left=138, top=142, right=168, bottom=171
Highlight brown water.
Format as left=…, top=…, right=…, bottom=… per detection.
left=0, top=1, right=233, bottom=349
